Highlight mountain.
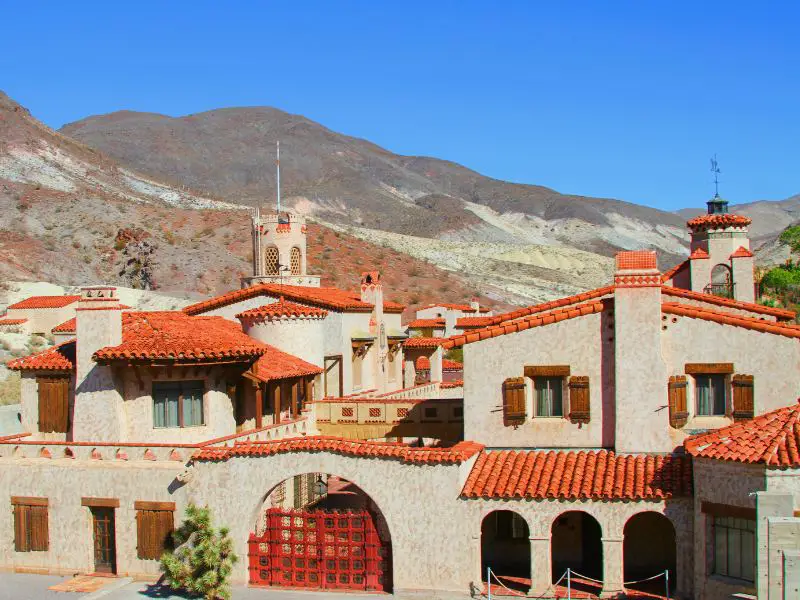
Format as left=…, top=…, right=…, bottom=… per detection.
left=0, top=91, right=495, bottom=314
left=61, top=107, right=690, bottom=263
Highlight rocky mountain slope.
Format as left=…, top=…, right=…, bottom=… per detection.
left=61, top=106, right=690, bottom=264
left=0, top=91, right=500, bottom=315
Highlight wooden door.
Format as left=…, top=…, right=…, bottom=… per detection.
left=91, top=508, right=117, bottom=574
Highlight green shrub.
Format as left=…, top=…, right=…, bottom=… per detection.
left=160, top=504, right=237, bottom=600
left=779, top=225, right=800, bottom=253
left=762, top=266, right=800, bottom=291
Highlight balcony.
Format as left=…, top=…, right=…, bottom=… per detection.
left=703, top=282, right=735, bottom=299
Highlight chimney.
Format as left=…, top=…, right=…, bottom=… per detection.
left=73, top=286, right=123, bottom=441
left=612, top=251, right=670, bottom=453
left=469, top=297, right=480, bottom=312
left=360, top=271, right=383, bottom=314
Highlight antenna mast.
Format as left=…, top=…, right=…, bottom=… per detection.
left=276, top=141, right=281, bottom=214
left=710, top=154, right=721, bottom=198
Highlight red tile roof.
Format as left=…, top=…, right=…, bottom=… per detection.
left=730, top=246, right=754, bottom=258
left=462, top=449, right=692, bottom=501
left=403, top=336, right=448, bottom=348
left=445, top=299, right=608, bottom=349
left=616, top=250, right=657, bottom=271
left=661, top=286, right=795, bottom=320
left=251, top=348, right=323, bottom=383
left=415, top=357, right=463, bottom=371
left=7, top=295, right=81, bottom=309
left=440, top=380, right=464, bottom=389
left=7, top=340, right=75, bottom=372
left=407, top=318, right=445, bottom=328
left=51, top=318, right=76, bottom=333
left=687, top=213, right=752, bottom=230
left=193, top=436, right=484, bottom=464
left=456, top=316, right=495, bottom=328
left=662, top=302, right=800, bottom=339
left=661, top=259, right=689, bottom=283
left=689, top=247, right=710, bottom=260
left=236, top=299, right=328, bottom=321
left=460, top=286, right=615, bottom=330
left=93, top=312, right=268, bottom=363
left=423, top=303, right=489, bottom=313
left=183, top=283, right=404, bottom=315
left=685, top=401, right=800, bottom=466
left=0, top=318, right=28, bottom=326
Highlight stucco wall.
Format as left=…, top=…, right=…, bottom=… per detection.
left=243, top=317, right=324, bottom=368
left=6, top=305, right=77, bottom=336
left=120, top=368, right=235, bottom=444
left=692, top=458, right=765, bottom=600
left=661, top=313, right=800, bottom=417
left=462, top=310, right=612, bottom=448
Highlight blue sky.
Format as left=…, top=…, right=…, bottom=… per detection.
left=1, top=2, right=798, bottom=211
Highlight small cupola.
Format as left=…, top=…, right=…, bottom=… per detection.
left=706, top=193, right=729, bottom=215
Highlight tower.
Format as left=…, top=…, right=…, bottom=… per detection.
left=684, top=159, right=755, bottom=301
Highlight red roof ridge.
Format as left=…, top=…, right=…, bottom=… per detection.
left=236, top=300, right=328, bottom=321
left=730, top=246, right=754, bottom=259
left=192, top=435, right=484, bottom=464
left=662, top=302, right=800, bottom=339
left=445, top=299, right=609, bottom=349
left=685, top=401, right=800, bottom=466
left=407, top=318, right=446, bottom=328
left=183, top=283, right=405, bottom=315
left=661, top=286, right=795, bottom=320
left=7, top=295, right=81, bottom=310
left=687, top=213, right=752, bottom=229
left=461, top=449, right=692, bottom=500
left=7, top=340, right=76, bottom=372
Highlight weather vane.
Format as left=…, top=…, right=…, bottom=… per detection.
left=710, top=154, right=721, bottom=198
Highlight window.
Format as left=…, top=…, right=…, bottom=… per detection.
left=37, top=376, right=69, bottom=433
left=713, top=516, right=755, bottom=582
left=290, top=247, right=302, bottom=275
left=135, top=501, right=175, bottom=560
left=264, top=246, right=279, bottom=275
left=534, top=377, right=563, bottom=417
left=12, top=497, right=48, bottom=552
left=424, top=407, right=437, bottom=419
left=695, top=374, right=727, bottom=416
left=153, top=381, right=204, bottom=428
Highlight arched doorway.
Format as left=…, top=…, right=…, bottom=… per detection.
left=624, top=512, right=676, bottom=594
left=708, top=263, right=734, bottom=298
left=248, top=473, right=392, bottom=592
left=481, top=510, right=530, bottom=592
left=551, top=512, right=603, bottom=587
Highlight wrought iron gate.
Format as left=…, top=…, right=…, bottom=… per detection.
left=248, top=508, right=391, bottom=591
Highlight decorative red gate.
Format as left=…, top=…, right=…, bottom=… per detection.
left=248, top=508, right=391, bottom=592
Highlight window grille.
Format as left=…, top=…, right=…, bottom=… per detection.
left=264, top=246, right=280, bottom=275
left=290, top=247, right=302, bottom=275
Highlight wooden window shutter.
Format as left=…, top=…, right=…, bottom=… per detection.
left=502, top=377, right=526, bottom=426
left=732, top=375, right=754, bottom=421
left=136, top=507, right=174, bottom=560
left=13, top=504, right=30, bottom=552
left=568, top=376, right=590, bottom=424
left=30, top=505, right=49, bottom=551
left=668, top=376, right=689, bottom=428
left=37, top=377, right=69, bottom=433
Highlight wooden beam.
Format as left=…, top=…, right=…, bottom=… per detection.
left=134, top=500, right=176, bottom=511
left=686, top=363, right=735, bottom=375
left=701, top=501, right=755, bottom=520
left=81, top=497, right=120, bottom=508
left=273, top=383, right=281, bottom=424
left=255, top=384, right=263, bottom=429
left=291, top=380, right=299, bottom=418
left=11, top=497, right=48, bottom=506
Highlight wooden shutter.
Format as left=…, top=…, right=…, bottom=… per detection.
left=568, top=376, right=590, bottom=424
left=37, top=377, right=69, bottom=433
left=29, top=505, right=49, bottom=551
left=732, top=375, right=754, bottom=421
left=136, top=503, right=174, bottom=560
left=502, top=377, right=526, bottom=426
left=668, top=376, right=688, bottom=428
left=13, top=504, right=29, bottom=552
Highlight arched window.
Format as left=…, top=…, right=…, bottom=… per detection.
left=290, top=247, right=302, bottom=275
left=264, top=246, right=279, bottom=275
left=707, top=263, right=734, bottom=298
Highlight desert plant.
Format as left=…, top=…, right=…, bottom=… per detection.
left=0, top=372, right=21, bottom=406
left=160, top=504, right=237, bottom=600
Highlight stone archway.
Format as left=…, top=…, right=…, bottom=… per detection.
left=623, top=511, right=676, bottom=594
left=551, top=511, right=603, bottom=584
left=248, top=473, right=392, bottom=592
left=481, top=510, right=530, bottom=592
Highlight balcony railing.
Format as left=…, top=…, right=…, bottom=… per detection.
left=704, top=283, right=735, bottom=299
